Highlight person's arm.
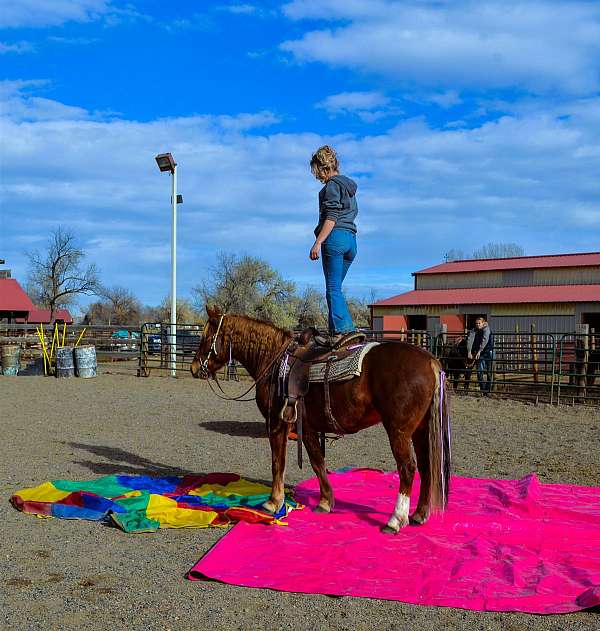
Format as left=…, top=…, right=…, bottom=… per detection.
left=310, top=219, right=335, bottom=260
left=310, top=180, right=342, bottom=260
left=475, top=327, right=490, bottom=358
left=466, top=331, right=475, bottom=358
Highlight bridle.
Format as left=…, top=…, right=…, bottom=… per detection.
left=197, top=313, right=293, bottom=403
left=199, top=314, right=225, bottom=379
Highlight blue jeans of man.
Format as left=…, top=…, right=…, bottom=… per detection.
left=477, top=351, right=494, bottom=393
left=321, top=228, right=357, bottom=334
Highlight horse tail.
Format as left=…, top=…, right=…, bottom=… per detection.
left=428, top=359, right=452, bottom=511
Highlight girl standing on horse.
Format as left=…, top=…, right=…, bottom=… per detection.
left=309, top=145, right=358, bottom=346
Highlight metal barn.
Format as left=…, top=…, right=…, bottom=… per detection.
left=371, top=252, right=600, bottom=335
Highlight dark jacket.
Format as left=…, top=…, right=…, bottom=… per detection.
left=467, top=324, right=494, bottom=355
left=314, top=175, right=358, bottom=237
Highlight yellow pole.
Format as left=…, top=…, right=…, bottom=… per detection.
left=37, top=325, right=49, bottom=376
left=75, top=327, right=87, bottom=348
left=61, top=322, right=67, bottom=348
left=50, top=323, right=58, bottom=361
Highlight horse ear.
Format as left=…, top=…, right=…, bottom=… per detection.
left=205, top=304, right=222, bottom=322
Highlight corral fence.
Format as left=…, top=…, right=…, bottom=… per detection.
left=3, top=321, right=598, bottom=405
left=0, top=323, right=141, bottom=371
left=138, top=322, right=206, bottom=378
left=432, top=327, right=599, bottom=405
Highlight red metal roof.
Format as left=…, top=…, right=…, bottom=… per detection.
left=16, top=309, right=74, bottom=324
left=374, top=284, right=600, bottom=307
left=416, top=252, right=600, bottom=275
left=0, top=279, right=35, bottom=312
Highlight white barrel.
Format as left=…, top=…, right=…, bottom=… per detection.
left=56, top=346, right=75, bottom=378
left=74, top=345, right=97, bottom=378
left=1, top=344, right=21, bottom=376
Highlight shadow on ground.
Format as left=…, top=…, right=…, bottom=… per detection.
left=198, top=420, right=267, bottom=439
left=65, top=441, right=273, bottom=486
left=66, top=442, right=190, bottom=476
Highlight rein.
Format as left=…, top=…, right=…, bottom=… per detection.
left=200, top=316, right=293, bottom=403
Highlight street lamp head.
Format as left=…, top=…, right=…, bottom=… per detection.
left=155, top=152, right=177, bottom=173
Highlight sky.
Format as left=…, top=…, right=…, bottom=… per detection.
left=1, top=0, right=600, bottom=313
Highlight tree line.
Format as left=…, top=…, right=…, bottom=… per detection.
left=25, top=227, right=525, bottom=329
left=25, top=228, right=371, bottom=329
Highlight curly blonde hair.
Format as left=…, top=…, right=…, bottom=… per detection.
left=310, top=145, right=339, bottom=181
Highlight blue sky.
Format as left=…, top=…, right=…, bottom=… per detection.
left=1, top=0, right=600, bottom=312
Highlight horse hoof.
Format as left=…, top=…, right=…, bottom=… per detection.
left=313, top=504, right=331, bottom=514
left=380, top=525, right=398, bottom=535
left=261, top=502, right=277, bottom=515
left=410, top=512, right=429, bottom=525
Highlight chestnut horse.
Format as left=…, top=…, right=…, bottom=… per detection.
left=191, top=306, right=451, bottom=533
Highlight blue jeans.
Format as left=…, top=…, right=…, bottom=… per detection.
left=477, top=351, right=494, bottom=393
left=321, top=229, right=357, bottom=334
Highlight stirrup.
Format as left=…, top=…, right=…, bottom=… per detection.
left=331, top=331, right=366, bottom=349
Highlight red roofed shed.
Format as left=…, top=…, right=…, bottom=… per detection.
left=0, top=278, right=73, bottom=324
left=0, top=279, right=35, bottom=322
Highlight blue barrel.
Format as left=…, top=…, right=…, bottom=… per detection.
left=1, top=344, right=21, bottom=376
left=74, top=345, right=97, bottom=378
left=56, top=346, right=75, bottom=378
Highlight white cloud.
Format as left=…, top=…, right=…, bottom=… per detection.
left=281, top=1, right=600, bottom=95
left=0, top=0, right=112, bottom=28
left=0, top=40, right=35, bottom=54
left=317, top=91, right=390, bottom=114
left=316, top=91, right=400, bottom=122
left=2, top=83, right=600, bottom=303
left=222, top=4, right=258, bottom=14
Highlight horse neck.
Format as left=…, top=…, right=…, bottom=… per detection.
left=225, top=316, right=291, bottom=379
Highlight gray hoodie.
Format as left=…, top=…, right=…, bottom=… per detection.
left=314, top=175, right=358, bottom=236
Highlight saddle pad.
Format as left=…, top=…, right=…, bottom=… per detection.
left=308, top=342, right=379, bottom=383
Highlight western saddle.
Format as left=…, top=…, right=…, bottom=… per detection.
left=277, top=328, right=367, bottom=466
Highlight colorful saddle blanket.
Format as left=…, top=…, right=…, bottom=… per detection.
left=308, top=342, right=380, bottom=383
left=11, top=472, right=301, bottom=533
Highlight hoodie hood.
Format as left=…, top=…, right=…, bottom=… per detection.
left=330, top=175, right=357, bottom=196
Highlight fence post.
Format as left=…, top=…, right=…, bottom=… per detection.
left=138, top=323, right=149, bottom=377
left=576, top=324, right=589, bottom=399
left=530, top=323, right=539, bottom=384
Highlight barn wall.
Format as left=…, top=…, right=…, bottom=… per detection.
left=415, top=265, right=600, bottom=290
left=488, top=315, right=575, bottom=334
left=383, top=315, right=408, bottom=331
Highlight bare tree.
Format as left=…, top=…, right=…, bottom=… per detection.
left=295, top=287, right=327, bottom=329
left=444, top=248, right=467, bottom=262
left=150, top=297, right=202, bottom=324
left=193, top=252, right=297, bottom=329
left=444, top=242, right=525, bottom=262
left=346, top=296, right=371, bottom=328
left=472, top=242, right=525, bottom=259
left=27, top=227, right=100, bottom=318
left=99, top=286, right=142, bottom=325
left=83, top=301, right=112, bottom=325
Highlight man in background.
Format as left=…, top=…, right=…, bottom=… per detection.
left=467, top=316, right=494, bottom=394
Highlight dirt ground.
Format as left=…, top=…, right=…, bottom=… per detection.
left=0, top=371, right=598, bottom=631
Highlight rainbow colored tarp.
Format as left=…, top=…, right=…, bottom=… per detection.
left=11, top=473, right=300, bottom=533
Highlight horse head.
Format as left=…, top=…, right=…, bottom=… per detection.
left=190, top=305, right=227, bottom=379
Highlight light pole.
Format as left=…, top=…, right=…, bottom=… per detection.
left=155, top=152, right=178, bottom=377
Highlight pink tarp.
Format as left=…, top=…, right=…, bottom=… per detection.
left=188, top=469, right=600, bottom=613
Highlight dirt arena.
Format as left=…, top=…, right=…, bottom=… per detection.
left=1, top=371, right=598, bottom=630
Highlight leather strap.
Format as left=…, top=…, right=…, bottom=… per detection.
left=323, top=356, right=346, bottom=435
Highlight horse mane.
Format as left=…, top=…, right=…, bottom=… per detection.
left=223, top=313, right=293, bottom=367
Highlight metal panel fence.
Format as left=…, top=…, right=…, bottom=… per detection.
left=3, top=321, right=598, bottom=404
left=433, top=330, right=599, bottom=405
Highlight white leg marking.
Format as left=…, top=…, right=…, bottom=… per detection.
left=387, top=493, right=410, bottom=531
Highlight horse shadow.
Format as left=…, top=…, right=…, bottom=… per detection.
left=65, top=442, right=190, bottom=476
left=198, top=420, right=267, bottom=439
left=64, top=441, right=273, bottom=486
